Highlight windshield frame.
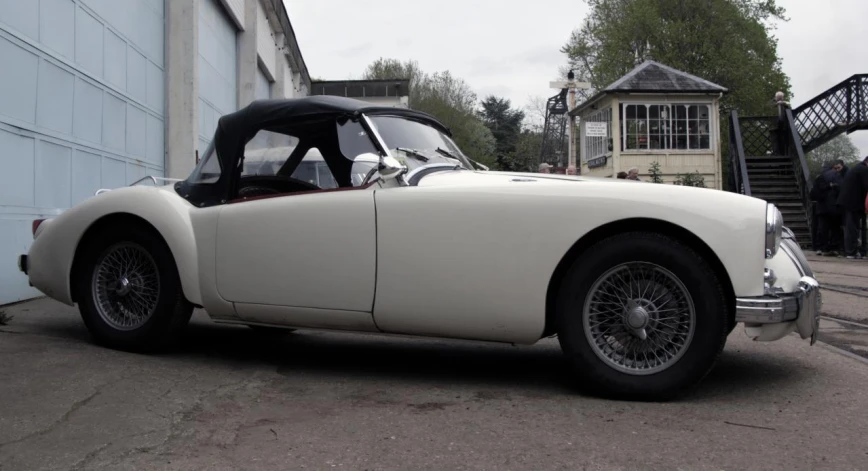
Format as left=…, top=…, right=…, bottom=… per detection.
left=362, top=114, right=475, bottom=173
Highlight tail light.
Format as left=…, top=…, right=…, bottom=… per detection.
left=32, top=219, right=46, bottom=236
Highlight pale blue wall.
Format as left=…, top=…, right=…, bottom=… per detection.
left=0, top=0, right=166, bottom=304
left=198, top=0, right=238, bottom=153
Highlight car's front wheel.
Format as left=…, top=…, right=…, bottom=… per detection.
left=556, top=231, right=728, bottom=400
left=75, top=223, right=193, bottom=352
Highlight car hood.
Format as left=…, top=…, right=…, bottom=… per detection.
left=415, top=169, right=641, bottom=187
left=413, top=168, right=768, bottom=215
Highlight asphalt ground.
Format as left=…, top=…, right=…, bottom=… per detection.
left=1, top=258, right=867, bottom=470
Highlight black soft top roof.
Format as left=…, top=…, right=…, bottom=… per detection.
left=178, top=96, right=450, bottom=207
left=217, top=95, right=451, bottom=139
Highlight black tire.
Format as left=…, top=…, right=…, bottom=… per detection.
left=75, top=222, right=193, bottom=353
left=556, top=231, right=728, bottom=401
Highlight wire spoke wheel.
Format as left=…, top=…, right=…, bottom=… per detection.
left=92, top=242, right=161, bottom=331
left=582, top=261, right=696, bottom=376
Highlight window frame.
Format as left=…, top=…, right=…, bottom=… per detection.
left=582, top=107, right=613, bottom=162
left=619, top=102, right=714, bottom=153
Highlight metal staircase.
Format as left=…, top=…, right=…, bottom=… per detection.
left=729, top=74, right=868, bottom=248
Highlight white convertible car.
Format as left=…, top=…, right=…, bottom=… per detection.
left=18, top=96, right=821, bottom=399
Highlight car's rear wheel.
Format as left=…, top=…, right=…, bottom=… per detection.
left=75, top=223, right=193, bottom=352
left=556, top=231, right=728, bottom=400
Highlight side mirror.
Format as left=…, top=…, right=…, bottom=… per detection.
left=376, top=154, right=408, bottom=182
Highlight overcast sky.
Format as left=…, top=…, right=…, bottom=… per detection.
left=284, top=0, right=868, bottom=157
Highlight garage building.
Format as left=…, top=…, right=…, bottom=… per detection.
left=0, top=0, right=311, bottom=305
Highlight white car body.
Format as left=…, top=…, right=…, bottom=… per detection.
left=25, top=171, right=813, bottom=344
left=18, top=96, right=821, bottom=399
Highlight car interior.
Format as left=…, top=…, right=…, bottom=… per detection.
left=231, top=118, right=379, bottom=203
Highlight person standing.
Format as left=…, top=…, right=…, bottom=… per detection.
left=834, top=159, right=849, bottom=179
left=811, top=162, right=843, bottom=255
left=837, top=156, right=868, bottom=259
left=626, top=167, right=641, bottom=181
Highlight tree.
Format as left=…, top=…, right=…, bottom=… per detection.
left=805, top=134, right=860, bottom=180
left=362, top=58, right=497, bottom=167
left=648, top=161, right=664, bottom=183
left=362, top=58, right=424, bottom=96
left=561, top=0, right=792, bottom=189
left=560, top=0, right=792, bottom=117
left=479, top=96, right=526, bottom=157
left=511, top=129, right=544, bottom=172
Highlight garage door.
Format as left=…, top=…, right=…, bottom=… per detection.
left=198, top=0, right=238, bottom=153
left=0, top=0, right=166, bottom=304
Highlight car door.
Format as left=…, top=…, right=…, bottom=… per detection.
left=215, top=188, right=377, bottom=312
left=213, top=144, right=377, bottom=317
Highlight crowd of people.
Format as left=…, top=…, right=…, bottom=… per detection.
left=811, top=156, right=868, bottom=259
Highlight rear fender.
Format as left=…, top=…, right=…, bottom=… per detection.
left=28, top=187, right=201, bottom=306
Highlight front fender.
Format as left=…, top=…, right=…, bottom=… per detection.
left=27, top=186, right=201, bottom=306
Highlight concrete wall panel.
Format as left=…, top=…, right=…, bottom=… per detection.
left=36, top=60, right=75, bottom=135
left=75, top=6, right=104, bottom=74
left=0, top=0, right=39, bottom=39
left=103, top=29, right=127, bottom=89
left=35, top=140, right=72, bottom=209
left=102, top=92, right=127, bottom=151
left=72, top=77, right=103, bottom=144
left=126, top=104, right=148, bottom=158
left=255, top=64, right=271, bottom=100
left=0, top=128, right=36, bottom=207
left=0, top=36, right=38, bottom=124
left=255, top=0, right=275, bottom=78
left=198, top=0, right=238, bottom=149
left=71, top=149, right=102, bottom=205
left=101, top=156, right=127, bottom=189
left=127, top=48, right=148, bottom=104
left=0, top=0, right=166, bottom=304
left=40, top=0, right=75, bottom=60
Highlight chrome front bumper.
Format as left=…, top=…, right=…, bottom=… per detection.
left=735, top=228, right=822, bottom=344
left=735, top=276, right=820, bottom=323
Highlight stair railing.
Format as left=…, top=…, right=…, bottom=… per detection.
left=782, top=106, right=814, bottom=240
left=728, top=110, right=751, bottom=196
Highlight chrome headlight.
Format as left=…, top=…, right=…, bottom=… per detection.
left=765, top=204, right=783, bottom=259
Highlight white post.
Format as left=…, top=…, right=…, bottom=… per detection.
left=550, top=74, right=590, bottom=175
left=568, top=87, right=577, bottom=175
